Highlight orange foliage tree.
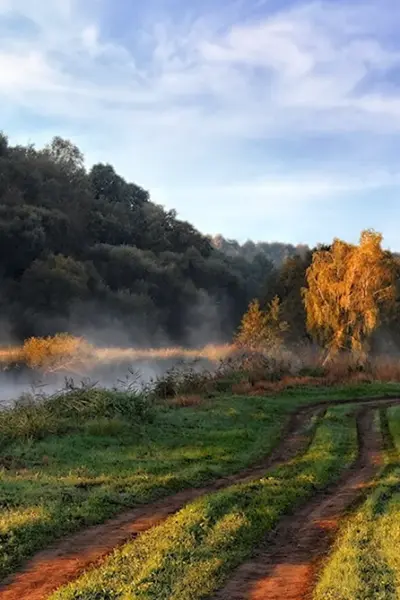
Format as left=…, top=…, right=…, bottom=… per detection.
left=303, top=230, right=396, bottom=362
left=235, top=296, right=288, bottom=350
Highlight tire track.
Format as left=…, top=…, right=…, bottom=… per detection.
left=0, top=396, right=399, bottom=600
left=210, top=405, right=386, bottom=600
left=0, top=406, right=322, bottom=600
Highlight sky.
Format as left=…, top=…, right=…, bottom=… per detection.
left=1, top=0, right=400, bottom=249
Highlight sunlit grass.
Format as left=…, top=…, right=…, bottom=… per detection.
left=0, top=382, right=398, bottom=583
left=51, top=405, right=357, bottom=600
left=0, top=505, right=49, bottom=533
left=313, top=406, right=400, bottom=600
left=0, top=394, right=288, bottom=580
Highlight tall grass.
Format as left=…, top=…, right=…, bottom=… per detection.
left=0, top=379, right=153, bottom=448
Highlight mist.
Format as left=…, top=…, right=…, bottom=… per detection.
left=0, top=289, right=233, bottom=407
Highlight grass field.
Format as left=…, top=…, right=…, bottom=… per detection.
left=50, top=404, right=357, bottom=599
left=1, top=390, right=286, bottom=580
left=313, top=406, right=400, bottom=600
left=0, top=381, right=399, bottom=593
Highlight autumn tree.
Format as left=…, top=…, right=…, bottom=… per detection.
left=235, top=296, right=288, bottom=350
left=303, top=230, right=396, bottom=362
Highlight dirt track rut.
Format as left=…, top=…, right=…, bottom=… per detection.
left=0, top=396, right=398, bottom=600
left=211, top=406, right=384, bottom=600
left=0, top=406, right=320, bottom=600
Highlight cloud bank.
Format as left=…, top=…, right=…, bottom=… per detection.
left=1, top=0, right=400, bottom=246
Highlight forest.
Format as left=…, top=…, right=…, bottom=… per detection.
left=0, top=132, right=307, bottom=346
left=2, top=131, right=400, bottom=357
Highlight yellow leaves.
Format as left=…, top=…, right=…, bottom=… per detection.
left=303, top=230, right=396, bottom=358
left=21, top=334, right=93, bottom=372
left=235, top=297, right=289, bottom=350
left=235, top=299, right=269, bottom=349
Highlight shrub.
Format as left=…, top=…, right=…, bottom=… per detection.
left=152, top=361, right=212, bottom=400
left=0, top=398, right=63, bottom=447
left=299, top=366, right=327, bottom=378
left=21, top=334, right=93, bottom=372
left=48, top=381, right=154, bottom=423
left=0, top=379, right=154, bottom=448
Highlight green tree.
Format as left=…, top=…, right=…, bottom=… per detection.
left=265, top=254, right=312, bottom=343
left=44, top=137, right=85, bottom=174
left=0, top=129, right=299, bottom=343
left=0, top=132, right=8, bottom=157
left=20, top=254, right=92, bottom=314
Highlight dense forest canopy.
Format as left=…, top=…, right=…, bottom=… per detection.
left=0, top=132, right=293, bottom=346
left=2, top=131, right=399, bottom=353
left=211, top=235, right=309, bottom=267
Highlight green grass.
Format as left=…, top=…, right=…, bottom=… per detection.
left=0, top=392, right=284, bottom=580
left=50, top=404, right=358, bottom=600
left=0, top=381, right=397, bottom=582
left=389, top=405, right=400, bottom=454
left=313, top=406, right=400, bottom=600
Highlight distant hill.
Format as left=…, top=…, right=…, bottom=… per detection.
left=211, top=235, right=309, bottom=267
left=0, top=132, right=288, bottom=345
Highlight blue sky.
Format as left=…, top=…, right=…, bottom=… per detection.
left=2, top=0, right=400, bottom=249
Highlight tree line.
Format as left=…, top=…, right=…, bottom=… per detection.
left=237, top=230, right=400, bottom=360
left=2, top=131, right=396, bottom=355
left=0, top=132, right=287, bottom=345
left=211, top=235, right=308, bottom=268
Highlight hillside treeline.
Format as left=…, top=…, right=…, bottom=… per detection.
left=0, top=133, right=283, bottom=344
left=212, top=235, right=309, bottom=267
left=3, top=132, right=398, bottom=352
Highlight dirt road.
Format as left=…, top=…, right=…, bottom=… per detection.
left=0, top=396, right=398, bottom=600
left=212, top=407, right=383, bottom=600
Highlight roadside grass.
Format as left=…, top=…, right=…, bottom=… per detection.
left=313, top=406, right=400, bottom=600
left=0, top=382, right=398, bottom=582
left=0, top=392, right=285, bottom=581
left=50, top=404, right=358, bottom=600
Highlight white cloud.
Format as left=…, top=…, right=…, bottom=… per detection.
left=0, top=51, right=60, bottom=93
left=2, top=0, right=400, bottom=244
left=81, top=24, right=100, bottom=54
left=2, top=0, right=400, bottom=134
left=150, top=168, right=400, bottom=250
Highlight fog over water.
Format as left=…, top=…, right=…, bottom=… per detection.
left=0, top=347, right=231, bottom=407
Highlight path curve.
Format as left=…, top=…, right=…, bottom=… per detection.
left=0, top=395, right=399, bottom=600
left=0, top=406, right=321, bottom=600
left=211, top=404, right=386, bottom=600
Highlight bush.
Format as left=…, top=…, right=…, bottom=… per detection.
left=21, top=334, right=93, bottom=372
left=298, top=366, right=327, bottom=378
left=48, top=381, right=154, bottom=423
left=0, top=398, right=65, bottom=448
left=152, top=361, right=212, bottom=400
left=0, top=379, right=154, bottom=448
